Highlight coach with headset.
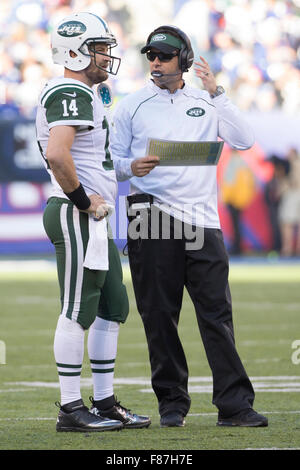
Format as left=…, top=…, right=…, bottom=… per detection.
left=111, top=26, right=268, bottom=428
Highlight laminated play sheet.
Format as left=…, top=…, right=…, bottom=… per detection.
left=146, top=138, right=224, bottom=166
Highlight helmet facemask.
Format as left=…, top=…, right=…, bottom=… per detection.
left=79, top=40, right=121, bottom=76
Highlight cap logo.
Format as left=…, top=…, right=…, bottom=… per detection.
left=148, top=33, right=183, bottom=50
left=58, top=21, right=87, bottom=37
left=151, top=34, right=167, bottom=42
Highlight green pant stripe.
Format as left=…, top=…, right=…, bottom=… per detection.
left=43, top=197, right=128, bottom=330
left=56, top=362, right=82, bottom=368
left=91, top=368, right=115, bottom=374
left=59, top=204, right=72, bottom=319
left=79, top=211, right=89, bottom=253
left=71, top=207, right=86, bottom=323
left=65, top=204, right=79, bottom=321
left=90, top=359, right=115, bottom=365
left=60, top=204, right=85, bottom=323
left=58, top=371, right=82, bottom=376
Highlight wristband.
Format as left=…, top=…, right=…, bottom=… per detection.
left=64, top=183, right=91, bottom=210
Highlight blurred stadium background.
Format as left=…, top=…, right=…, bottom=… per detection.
left=1, top=1, right=300, bottom=451
left=0, top=0, right=300, bottom=258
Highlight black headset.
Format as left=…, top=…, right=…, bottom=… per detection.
left=145, top=25, right=194, bottom=73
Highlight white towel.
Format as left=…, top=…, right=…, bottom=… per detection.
left=95, top=203, right=114, bottom=219
left=83, top=217, right=109, bottom=271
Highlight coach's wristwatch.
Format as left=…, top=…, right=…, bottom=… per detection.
left=210, top=85, right=225, bottom=99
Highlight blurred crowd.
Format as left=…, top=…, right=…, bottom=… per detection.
left=0, top=0, right=299, bottom=119
left=0, top=0, right=300, bottom=256
left=221, top=146, right=300, bottom=257
left=176, top=0, right=300, bottom=115
left=264, top=147, right=300, bottom=256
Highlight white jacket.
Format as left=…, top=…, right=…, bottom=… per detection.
left=111, top=80, right=254, bottom=228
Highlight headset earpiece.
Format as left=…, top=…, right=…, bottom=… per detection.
left=150, top=25, right=194, bottom=72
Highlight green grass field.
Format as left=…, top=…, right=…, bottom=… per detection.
left=0, top=259, right=300, bottom=451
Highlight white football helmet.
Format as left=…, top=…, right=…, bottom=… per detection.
left=51, top=12, right=121, bottom=74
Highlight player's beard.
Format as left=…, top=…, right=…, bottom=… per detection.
left=85, top=62, right=109, bottom=84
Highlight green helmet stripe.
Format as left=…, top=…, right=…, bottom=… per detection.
left=87, top=12, right=109, bottom=32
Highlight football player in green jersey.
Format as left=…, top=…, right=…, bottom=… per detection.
left=36, top=12, right=150, bottom=432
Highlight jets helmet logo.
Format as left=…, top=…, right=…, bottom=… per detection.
left=58, top=21, right=87, bottom=37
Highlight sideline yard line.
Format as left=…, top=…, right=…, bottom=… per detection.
left=0, top=417, right=56, bottom=421
left=1, top=259, right=300, bottom=282
left=4, top=376, right=300, bottom=388
left=6, top=375, right=300, bottom=384
left=0, top=388, right=38, bottom=393
left=3, top=376, right=300, bottom=394
left=4, top=386, right=300, bottom=393
left=1, top=410, right=300, bottom=421
left=245, top=448, right=300, bottom=450
left=189, top=410, right=300, bottom=416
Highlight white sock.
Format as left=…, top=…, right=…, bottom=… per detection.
left=88, top=317, right=120, bottom=402
left=53, top=315, right=85, bottom=406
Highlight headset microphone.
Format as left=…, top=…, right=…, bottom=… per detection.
left=151, top=71, right=181, bottom=78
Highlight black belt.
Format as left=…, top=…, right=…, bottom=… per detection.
left=126, top=193, right=153, bottom=208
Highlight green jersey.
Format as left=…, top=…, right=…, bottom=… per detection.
left=36, top=77, right=117, bottom=206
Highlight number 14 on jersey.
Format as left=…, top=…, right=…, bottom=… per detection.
left=62, top=99, right=78, bottom=117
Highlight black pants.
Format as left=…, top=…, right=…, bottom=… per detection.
left=127, top=205, right=254, bottom=418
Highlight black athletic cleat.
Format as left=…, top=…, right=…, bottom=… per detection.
left=217, top=408, right=268, bottom=427
left=160, top=412, right=186, bottom=428
left=89, top=396, right=151, bottom=429
left=55, top=399, right=123, bottom=432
